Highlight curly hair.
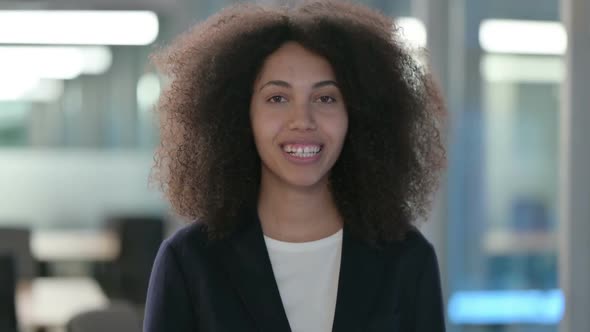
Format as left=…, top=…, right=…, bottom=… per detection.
left=150, top=0, right=446, bottom=245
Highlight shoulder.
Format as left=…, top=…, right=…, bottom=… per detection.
left=388, top=228, right=446, bottom=330
left=166, top=221, right=209, bottom=246
left=381, top=227, right=439, bottom=274
left=399, top=227, right=436, bottom=256
left=149, top=221, right=222, bottom=289
left=145, top=224, right=203, bottom=330
left=158, top=221, right=213, bottom=263
left=382, top=226, right=435, bottom=255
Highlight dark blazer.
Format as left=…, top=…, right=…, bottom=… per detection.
left=143, top=209, right=446, bottom=332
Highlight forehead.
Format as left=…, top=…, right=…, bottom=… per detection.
left=255, top=41, right=336, bottom=84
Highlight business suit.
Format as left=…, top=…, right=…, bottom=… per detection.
left=144, top=208, right=445, bottom=332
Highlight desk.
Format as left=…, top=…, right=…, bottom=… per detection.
left=31, top=230, right=120, bottom=262
left=17, top=277, right=109, bottom=330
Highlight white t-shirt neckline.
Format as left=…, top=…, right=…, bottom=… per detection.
left=263, top=228, right=343, bottom=252
left=264, top=228, right=343, bottom=332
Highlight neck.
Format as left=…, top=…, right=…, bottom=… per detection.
left=257, top=172, right=343, bottom=243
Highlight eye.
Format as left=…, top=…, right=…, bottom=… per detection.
left=267, top=95, right=287, bottom=103
left=316, top=95, right=336, bottom=103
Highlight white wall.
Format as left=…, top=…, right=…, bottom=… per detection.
left=0, top=149, right=168, bottom=228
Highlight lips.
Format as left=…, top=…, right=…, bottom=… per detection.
left=280, top=142, right=323, bottom=163
left=282, top=143, right=322, bottom=156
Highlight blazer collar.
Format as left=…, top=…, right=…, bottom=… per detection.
left=332, top=228, right=386, bottom=331
left=215, top=208, right=385, bottom=332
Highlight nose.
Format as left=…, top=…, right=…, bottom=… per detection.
left=288, top=102, right=317, bottom=131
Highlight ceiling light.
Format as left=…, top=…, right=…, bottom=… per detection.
left=137, top=73, right=161, bottom=111
left=0, top=10, right=158, bottom=45
left=480, top=19, right=567, bottom=55
left=0, top=46, right=112, bottom=80
left=0, top=77, right=64, bottom=102
left=0, top=76, right=40, bottom=101
left=395, top=17, right=427, bottom=48
left=0, top=79, right=64, bottom=102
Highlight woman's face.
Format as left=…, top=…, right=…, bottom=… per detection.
left=250, top=41, right=348, bottom=191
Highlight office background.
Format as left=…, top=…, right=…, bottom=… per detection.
left=0, top=0, right=588, bottom=331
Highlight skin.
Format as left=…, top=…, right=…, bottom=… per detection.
left=250, top=41, right=348, bottom=243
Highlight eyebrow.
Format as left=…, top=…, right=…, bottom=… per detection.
left=258, top=80, right=339, bottom=91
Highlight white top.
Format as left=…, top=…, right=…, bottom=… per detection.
left=264, top=229, right=343, bottom=332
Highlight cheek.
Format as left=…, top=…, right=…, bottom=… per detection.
left=250, top=112, right=280, bottom=146
left=341, top=115, right=349, bottom=139
left=250, top=107, right=266, bottom=140
left=327, top=113, right=348, bottom=145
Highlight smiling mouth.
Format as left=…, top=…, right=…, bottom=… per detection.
left=281, top=143, right=323, bottom=158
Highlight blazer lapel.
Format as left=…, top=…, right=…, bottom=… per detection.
left=332, top=227, right=386, bottom=332
left=215, top=209, right=292, bottom=332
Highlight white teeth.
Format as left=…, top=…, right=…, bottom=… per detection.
left=282, top=144, right=322, bottom=157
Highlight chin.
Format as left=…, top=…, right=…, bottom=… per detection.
left=282, top=174, right=329, bottom=190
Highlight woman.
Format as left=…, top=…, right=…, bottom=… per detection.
left=144, top=1, right=446, bottom=331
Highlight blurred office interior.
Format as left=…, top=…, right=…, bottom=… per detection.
left=0, top=0, right=588, bottom=331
